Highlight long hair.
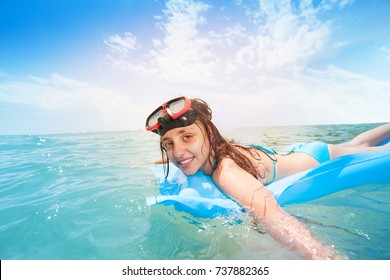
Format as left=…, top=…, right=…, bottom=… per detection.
left=160, top=98, right=272, bottom=180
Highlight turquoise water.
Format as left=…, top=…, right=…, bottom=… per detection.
left=0, top=124, right=389, bottom=260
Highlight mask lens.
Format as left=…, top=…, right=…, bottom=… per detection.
left=168, top=98, right=186, bottom=116
left=147, top=108, right=163, bottom=128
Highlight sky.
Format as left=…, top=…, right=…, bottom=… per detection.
left=0, top=0, right=390, bottom=135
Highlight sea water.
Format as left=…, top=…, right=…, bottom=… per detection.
left=0, top=124, right=389, bottom=260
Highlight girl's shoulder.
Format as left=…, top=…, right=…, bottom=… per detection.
left=212, top=157, right=243, bottom=180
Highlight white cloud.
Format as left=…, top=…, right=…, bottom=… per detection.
left=206, top=65, right=390, bottom=128
left=105, top=0, right=218, bottom=83
left=99, top=0, right=389, bottom=128
left=149, top=0, right=218, bottom=82
left=337, top=0, right=355, bottom=10
left=104, top=0, right=338, bottom=82
left=4, top=0, right=386, bottom=134
left=235, top=0, right=331, bottom=70
left=104, top=32, right=139, bottom=56
left=379, top=46, right=390, bottom=62
left=333, top=40, right=349, bottom=50
left=0, top=73, right=143, bottom=133
left=319, top=0, right=355, bottom=10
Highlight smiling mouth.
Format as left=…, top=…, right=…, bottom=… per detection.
left=177, top=157, right=194, bottom=168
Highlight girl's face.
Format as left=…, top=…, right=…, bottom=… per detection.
left=161, top=122, right=213, bottom=175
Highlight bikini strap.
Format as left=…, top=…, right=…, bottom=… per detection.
left=246, top=143, right=278, bottom=185
left=247, top=144, right=278, bottom=155
left=268, top=160, right=277, bottom=185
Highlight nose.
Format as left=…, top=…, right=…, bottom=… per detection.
left=172, top=143, right=186, bottom=158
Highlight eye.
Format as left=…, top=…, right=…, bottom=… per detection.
left=183, top=134, right=193, bottom=142
left=162, top=141, right=173, bottom=150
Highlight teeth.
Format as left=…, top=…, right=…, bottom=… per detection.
left=179, top=158, right=192, bottom=164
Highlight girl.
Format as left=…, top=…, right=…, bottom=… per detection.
left=145, top=96, right=390, bottom=259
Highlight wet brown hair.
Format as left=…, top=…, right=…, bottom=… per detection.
left=159, top=98, right=274, bottom=180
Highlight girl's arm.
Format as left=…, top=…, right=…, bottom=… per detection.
left=152, top=158, right=165, bottom=164
left=213, top=158, right=343, bottom=260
